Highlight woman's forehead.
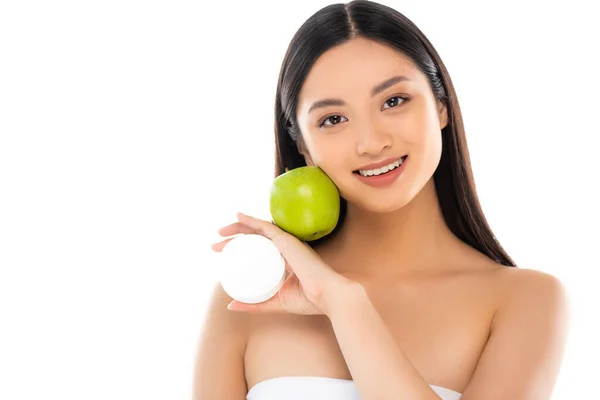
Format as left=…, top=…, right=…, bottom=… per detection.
left=296, top=47, right=425, bottom=117
left=299, top=39, right=422, bottom=94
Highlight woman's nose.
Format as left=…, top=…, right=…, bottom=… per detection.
left=355, top=126, right=393, bottom=155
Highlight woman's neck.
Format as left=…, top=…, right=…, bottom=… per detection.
left=318, top=179, right=475, bottom=279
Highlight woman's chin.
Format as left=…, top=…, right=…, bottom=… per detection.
left=349, top=194, right=416, bottom=214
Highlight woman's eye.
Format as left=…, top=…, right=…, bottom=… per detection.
left=382, top=96, right=408, bottom=110
left=320, top=115, right=348, bottom=127
left=319, top=97, right=408, bottom=127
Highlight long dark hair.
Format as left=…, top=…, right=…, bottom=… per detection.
left=273, top=0, right=516, bottom=267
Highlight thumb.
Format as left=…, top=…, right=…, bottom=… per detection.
left=226, top=295, right=284, bottom=313
left=226, top=274, right=297, bottom=313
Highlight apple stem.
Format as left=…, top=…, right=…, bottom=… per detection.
left=285, top=167, right=289, bottom=172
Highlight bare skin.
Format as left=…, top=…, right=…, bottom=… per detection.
left=195, top=238, right=567, bottom=398
left=244, top=246, right=503, bottom=393
left=193, top=37, right=569, bottom=399
left=195, top=180, right=567, bottom=398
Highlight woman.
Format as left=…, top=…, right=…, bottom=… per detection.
left=194, top=1, right=569, bottom=399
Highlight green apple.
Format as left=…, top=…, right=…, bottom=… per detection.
left=269, top=166, right=340, bottom=242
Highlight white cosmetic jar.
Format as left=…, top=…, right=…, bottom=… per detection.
left=218, top=234, right=286, bottom=304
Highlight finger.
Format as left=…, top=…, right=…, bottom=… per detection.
left=226, top=275, right=296, bottom=313
left=236, top=212, right=288, bottom=246
left=226, top=295, right=284, bottom=313
left=217, top=222, right=257, bottom=237
left=211, top=237, right=235, bottom=252
left=283, top=262, right=294, bottom=274
left=221, top=215, right=295, bottom=275
left=236, top=212, right=322, bottom=276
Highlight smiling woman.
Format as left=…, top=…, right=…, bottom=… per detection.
left=193, top=1, right=569, bottom=399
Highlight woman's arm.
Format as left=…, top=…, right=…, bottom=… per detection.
left=325, top=269, right=569, bottom=400
left=192, top=283, right=248, bottom=400
left=458, top=269, right=569, bottom=399
left=325, top=280, right=443, bottom=400
left=211, top=214, right=568, bottom=399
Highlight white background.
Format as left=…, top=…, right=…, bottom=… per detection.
left=1, top=1, right=598, bottom=399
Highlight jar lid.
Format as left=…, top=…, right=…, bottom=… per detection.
left=219, top=234, right=286, bottom=304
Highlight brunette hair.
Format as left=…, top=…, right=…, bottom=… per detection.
left=273, top=0, right=516, bottom=266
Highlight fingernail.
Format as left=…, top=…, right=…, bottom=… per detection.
left=226, top=301, right=233, bottom=310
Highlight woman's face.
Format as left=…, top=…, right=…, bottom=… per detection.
left=295, top=37, right=447, bottom=213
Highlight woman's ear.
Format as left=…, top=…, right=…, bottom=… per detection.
left=296, top=136, right=315, bottom=166
left=438, top=102, right=448, bottom=130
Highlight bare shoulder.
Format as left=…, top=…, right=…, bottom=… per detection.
left=200, top=282, right=251, bottom=340
left=490, top=266, right=570, bottom=331
left=192, top=283, right=250, bottom=400
left=459, top=266, right=570, bottom=398
left=492, top=266, right=569, bottom=306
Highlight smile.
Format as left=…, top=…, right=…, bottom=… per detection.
left=355, top=156, right=407, bottom=177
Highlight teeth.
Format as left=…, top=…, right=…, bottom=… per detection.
left=359, top=157, right=404, bottom=177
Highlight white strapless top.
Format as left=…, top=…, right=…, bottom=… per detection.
left=247, top=376, right=462, bottom=399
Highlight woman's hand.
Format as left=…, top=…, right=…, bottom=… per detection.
left=211, top=212, right=354, bottom=316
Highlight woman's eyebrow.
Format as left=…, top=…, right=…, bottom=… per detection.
left=308, top=75, right=412, bottom=114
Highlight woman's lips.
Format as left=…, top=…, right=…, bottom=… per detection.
left=353, top=156, right=408, bottom=188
